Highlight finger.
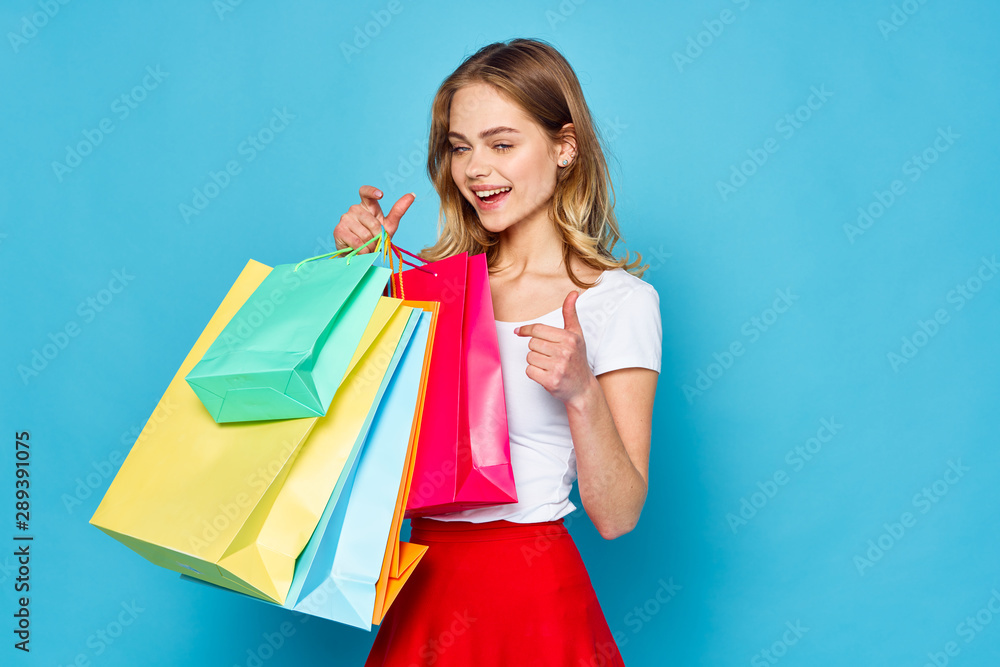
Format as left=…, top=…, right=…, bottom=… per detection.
left=383, top=192, right=415, bottom=237
left=335, top=226, right=368, bottom=253
left=526, top=350, right=553, bottom=371
left=527, top=336, right=557, bottom=357
left=351, top=225, right=382, bottom=255
left=525, top=363, right=545, bottom=386
left=562, top=290, right=583, bottom=334
left=333, top=215, right=358, bottom=250
left=351, top=206, right=385, bottom=244
left=359, top=185, right=386, bottom=221
left=514, top=323, right=566, bottom=343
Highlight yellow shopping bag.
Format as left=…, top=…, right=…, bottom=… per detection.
left=91, top=260, right=412, bottom=604
left=217, top=296, right=419, bottom=603
left=179, top=300, right=439, bottom=629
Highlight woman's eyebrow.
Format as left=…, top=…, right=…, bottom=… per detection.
left=447, top=126, right=521, bottom=141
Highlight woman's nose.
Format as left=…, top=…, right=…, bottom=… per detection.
left=464, top=146, right=490, bottom=179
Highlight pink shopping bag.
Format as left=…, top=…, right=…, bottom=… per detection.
left=391, top=252, right=516, bottom=517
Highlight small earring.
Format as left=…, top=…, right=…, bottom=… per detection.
left=561, top=159, right=569, bottom=165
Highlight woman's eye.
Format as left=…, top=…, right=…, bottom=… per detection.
left=449, top=144, right=511, bottom=154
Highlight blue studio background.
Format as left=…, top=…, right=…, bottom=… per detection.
left=2, top=1, right=999, bottom=665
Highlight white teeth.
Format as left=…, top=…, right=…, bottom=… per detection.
left=475, top=187, right=511, bottom=198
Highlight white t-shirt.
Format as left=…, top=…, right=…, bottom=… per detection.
left=428, top=268, right=662, bottom=524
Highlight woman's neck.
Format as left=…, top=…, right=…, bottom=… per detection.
left=493, top=213, right=566, bottom=276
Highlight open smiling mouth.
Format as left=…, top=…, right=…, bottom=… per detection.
left=474, top=187, right=511, bottom=208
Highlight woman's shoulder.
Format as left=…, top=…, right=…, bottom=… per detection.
left=577, top=268, right=660, bottom=341
left=581, top=268, right=663, bottom=373
left=587, top=267, right=659, bottom=302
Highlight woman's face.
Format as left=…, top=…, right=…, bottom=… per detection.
left=448, top=83, right=567, bottom=235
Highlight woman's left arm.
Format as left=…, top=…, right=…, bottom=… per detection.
left=515, top=290, right=659, bottom=540
left=566, top=366, right=657, bottom=540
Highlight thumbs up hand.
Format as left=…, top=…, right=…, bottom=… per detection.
left=514, top=290, right=596, bottom=405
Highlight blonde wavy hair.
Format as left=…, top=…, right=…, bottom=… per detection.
left=419, top=38, right=647, bottom=287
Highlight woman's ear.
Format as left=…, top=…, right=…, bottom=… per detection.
left=557, top=123, right=577, bottom=166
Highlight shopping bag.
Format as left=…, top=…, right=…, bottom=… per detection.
left=371, top=303, right=436, bottom=624
left=213, top=296, right=420, bottom=603
left=181, top=300, right=438, bottom=629
left=390, top=252, right=516, bottom=516
left=90, top=260, right=410, bottom=604
left=185, top=238, right=391, bottom=423
left=287, top=302, right=435, bottom=629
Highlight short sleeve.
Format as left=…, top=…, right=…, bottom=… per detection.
left=591, top=281, right=662, bottom=376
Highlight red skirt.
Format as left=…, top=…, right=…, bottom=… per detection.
left=365, top=517, right=625, bottom=667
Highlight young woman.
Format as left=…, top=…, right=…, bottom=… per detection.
left=333, top=38, right=662, bottom=667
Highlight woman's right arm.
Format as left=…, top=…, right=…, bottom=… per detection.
left=333, top=185, right=416, bottom=253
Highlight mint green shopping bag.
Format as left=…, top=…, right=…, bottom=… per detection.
left=186, top=234, right=392, bottom=423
